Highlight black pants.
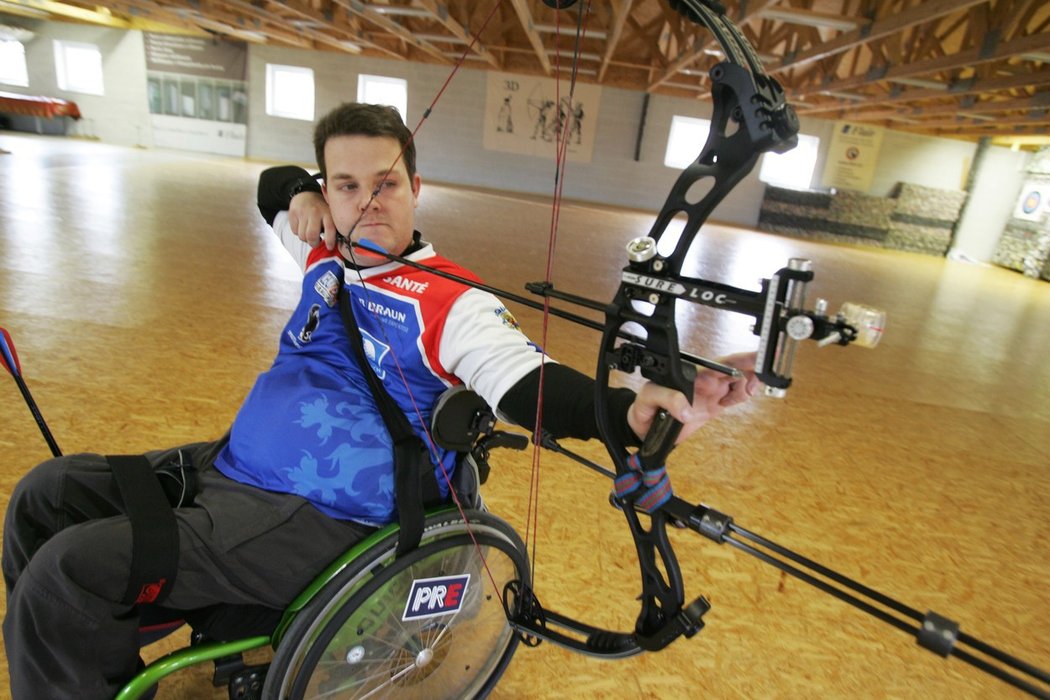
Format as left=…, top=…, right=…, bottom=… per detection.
left=2, top=442, right=374, bottom=700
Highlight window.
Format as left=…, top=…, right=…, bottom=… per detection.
left=664, top=116, right=711, bottom=169
left=265, top=63, right=314, bottom=121
left=53, top=40, right=104, bottom=95
left=357, top=74, right=407, bottom=120
left=0, top=39, right=29, bottom=87
left=759, top=133, right=820, bottom=190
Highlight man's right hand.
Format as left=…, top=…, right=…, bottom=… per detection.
left=289, top=191, right=335, bottom=249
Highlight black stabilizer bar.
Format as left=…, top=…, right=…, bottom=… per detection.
left=660, top=496, right=1050, bottom=699
left=540, top=438, right=1050, bottom=698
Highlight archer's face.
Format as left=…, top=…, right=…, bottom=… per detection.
left=322, top=134, right=421, bottom=266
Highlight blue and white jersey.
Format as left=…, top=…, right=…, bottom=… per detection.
left=215, top=219, right=546, bottom=525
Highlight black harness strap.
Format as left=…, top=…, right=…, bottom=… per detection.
left=338, top=287, right=441, bottom=554
left=107, top=454, right=180, bottom=606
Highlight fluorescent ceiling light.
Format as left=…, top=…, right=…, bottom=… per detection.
left=664, top=81, right=706, bottom=91
left=363, top=5, right=432, bottom=17
left=889, top=77, right=947, bottom=90
left=761, top=8, right=861, bottom=32
left=821, top=90, right=865, bottom=101
left=548, top=49, right=600, bottom=62
left=441, top=52, right=485, bottom=61
left=534, top=24, right=607, bottom=40
left=415, top=34, right=469, bottom=44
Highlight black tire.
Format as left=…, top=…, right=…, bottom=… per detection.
left=263, top=509, right=528, bottom=699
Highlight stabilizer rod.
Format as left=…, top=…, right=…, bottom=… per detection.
left=546, top=437, right=1050, bottom=699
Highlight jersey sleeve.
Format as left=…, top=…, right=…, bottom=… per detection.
left=272, top=210, right=312, bottom=271
left=438, top=288, right=551, bottom=413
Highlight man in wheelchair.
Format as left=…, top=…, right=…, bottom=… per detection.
left=3, top=102, right=758, bottom=699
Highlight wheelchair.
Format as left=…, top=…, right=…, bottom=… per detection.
left=116, top=388, right=531, bottom=700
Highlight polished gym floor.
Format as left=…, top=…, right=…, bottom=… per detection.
left=0, top=132, right=1047, bottom=698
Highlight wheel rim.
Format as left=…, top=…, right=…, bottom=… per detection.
left=282, top=525, right=525, bottom=699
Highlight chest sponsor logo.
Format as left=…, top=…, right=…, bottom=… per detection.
left=402, top=574, right=470, bottom=621
left=357, top=296, right=409, bottom=325
left=382, top=274, right=430, bottom=295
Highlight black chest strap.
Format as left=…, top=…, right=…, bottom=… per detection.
left=338, top=286, right=441, bottom=554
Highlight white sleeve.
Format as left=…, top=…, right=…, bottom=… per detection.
left=273, top=210, right=311, bottom=271
left=439, top=288, right=551, bottom=413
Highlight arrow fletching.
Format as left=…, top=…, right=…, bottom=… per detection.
left=0, top=327, right=21, bottom=377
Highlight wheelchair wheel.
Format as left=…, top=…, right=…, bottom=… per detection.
left=263, top=509, right=528, bottom=699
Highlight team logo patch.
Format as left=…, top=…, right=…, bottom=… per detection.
left=359, top=329, right=390, bottom=379
left=314, top=270, right=340, bottom=308
left=495, top=306, right=521, bottom=330
left=297, top=304, right=321, bottom=345
left=402, top=574, right=470, bottom=621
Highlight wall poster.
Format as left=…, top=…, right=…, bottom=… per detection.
left=483, top=71, right=600, bottom=163
left=1012, top=180, right=1050, bottom=223
left=821, top=121, right=885, bottom=193
left=144, top=33, right=248, bottom=157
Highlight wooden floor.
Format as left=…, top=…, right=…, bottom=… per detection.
left=0, top=131, right=1047, bottom=699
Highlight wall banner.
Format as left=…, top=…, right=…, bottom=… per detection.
left=483, top=71, right=600, bottom=163
left=143, top=33, right=248, bottom=157
left=821, top=121, right=885, bottom=193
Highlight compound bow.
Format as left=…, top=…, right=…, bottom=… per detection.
left=339, top=0, right=1047, bottom=695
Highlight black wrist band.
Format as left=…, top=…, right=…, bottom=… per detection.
left=288, top=177, right=322, bottom=202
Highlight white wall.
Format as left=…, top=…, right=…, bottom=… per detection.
left=869, top=129, right=977, bottom=196
left=1, top=14, right=1030, bottom=260
left=7, top=18, right=151, bottom=147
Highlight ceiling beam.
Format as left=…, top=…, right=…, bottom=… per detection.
left=758, top=7, right=870, bottom=33
left=331, top=0, right=451, bottom=65
left=259, top=0, right=403, bottom=59
left=414, top=0, right=501, bottom=68
left=598, top=0, right=633, bottom=82
left=797, top=70, right=1050, bottom=117
left=863, top=92, right=1050, bottom=120
left=767, top=0, right=991, bottom=76
left=916, top=121, right=1050, bottom=138
left=792, top=31, right=1050, bottom=100
left=508, top=0, right=553, bottom=75
left=892, top=111, right=1050, bottom=130
left=62, top=0, right=214, bottom=38
left=198, top=0, right=319, bottom=47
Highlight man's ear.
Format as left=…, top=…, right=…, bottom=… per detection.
left=412, top=173, right=422, bottom=206
left=321, top=180, right=330, bottom=202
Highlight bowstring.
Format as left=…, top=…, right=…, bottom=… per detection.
left=523, top=0, right=593, bottom=592
left=336, top=0, right=510, bottom=603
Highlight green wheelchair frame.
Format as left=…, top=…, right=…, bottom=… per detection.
left=116, top=390, right=531, bottom=700
left=117, top=507, right=529, bottom=700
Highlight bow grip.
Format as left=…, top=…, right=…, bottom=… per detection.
left=638, top=408, right=682, bottom=471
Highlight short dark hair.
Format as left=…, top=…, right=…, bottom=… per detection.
left=313, top=103, right=416, bottom=182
